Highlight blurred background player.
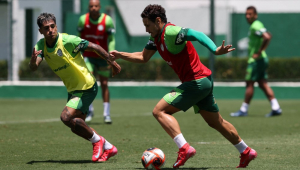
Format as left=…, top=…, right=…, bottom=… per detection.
left=78, top=0, right=115, bottom=123
left=230, top=6, right=282, bottom=117
left=111, top=4, right=257, bottom=168
left=30, top=13, right=120, bottom=162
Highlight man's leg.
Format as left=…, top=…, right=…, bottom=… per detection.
left=231, top=81, right=255, bottom=117
left=99, top=75, right=112, bottom=124
left=258, top=79, right=282, bottom=117
left=200, top=110, right=257, bottom=168
left=60, top=106, right=106, bottom=162
left=152, top=99, right=196, bottom=168
left=60, top=106, right=93, bottom=139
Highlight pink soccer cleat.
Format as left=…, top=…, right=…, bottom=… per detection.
left=173, top=143, right=196, bottom=169
left=91, top=136, right=105, bottom=162
left=237, top=147, right=257, bottom=168
left=98, top=145, right=118, bottom=162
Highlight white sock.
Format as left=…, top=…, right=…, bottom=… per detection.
left=270, top=98, right=280, bottom=110
left=103, top=102, right=110, bottom=116
left=89, top=104, right=94, bottom=113
left=173, top=133, right=187, bottom=148
left=104, top=140, right=113, bottom=150
left=89, top=131, right=100, bottom=143
left=240, top=102, right=249, bottom=112
left=234, top=140, right=248, bottom=153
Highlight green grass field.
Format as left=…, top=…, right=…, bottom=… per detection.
left=0, top=99, right=299, bottom=170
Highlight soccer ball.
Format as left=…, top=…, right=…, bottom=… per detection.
left=141, top=147, right=165, bottom=170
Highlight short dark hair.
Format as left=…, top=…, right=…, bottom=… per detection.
left=247, top=6, right=257, bottom=14
left=37, top=13, right=56, bottom=28
left=141, top=4, right=167, bottom=23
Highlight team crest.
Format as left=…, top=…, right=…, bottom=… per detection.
left=160, top=44, right=164, bottom=51
left=57, top=49, right=63, bottom=57
left=98, top=25, right=104, bottom=31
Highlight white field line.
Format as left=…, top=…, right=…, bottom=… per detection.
left=0, top=81, right=300, bottom=87
left=0, top=112, right=153, bottom=125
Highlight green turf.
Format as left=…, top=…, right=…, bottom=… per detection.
left=0, top=99, right=299, bottom=169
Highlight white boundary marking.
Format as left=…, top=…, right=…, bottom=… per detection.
left=0, top=81, right=300, bottom=87
left=0, top=113, right=153, bottom=125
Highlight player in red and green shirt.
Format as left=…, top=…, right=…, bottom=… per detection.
left=111, top=4, right=257, bottom=169
left=230, top=6, right=282, bottom=117
left=30, top=13, right=119, bottom=162
left=78, top=0, right=116, bottom=123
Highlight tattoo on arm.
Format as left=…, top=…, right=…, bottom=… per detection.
left=86, top=42, right=110, bottom=61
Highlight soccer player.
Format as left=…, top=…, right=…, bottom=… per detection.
left=78, top=0, right=115, bottom=123
left=29, top=13, right=119, bottom=162
left=230, top=6, right=282, bottom=117
left=110, top=4, right=257, bottom=168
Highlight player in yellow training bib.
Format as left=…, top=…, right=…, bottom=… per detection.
left=29, top=13, right=120, bottom=162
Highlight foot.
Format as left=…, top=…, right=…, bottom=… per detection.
left=237, top=147, right=257, bottom=168
left=98, top=145, right=118, bottom=162
left=173, top=143, right=196, bottom=169
left=230, top=110, right=248, bottom=117
left=104, top=116, right=112, bottom=124
left=85, top=111, right=94, bottom=122
left=92, top=136, right=105, bottom=162
left=265, top=108, right=282, bottom=117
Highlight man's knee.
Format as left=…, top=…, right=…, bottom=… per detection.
left=60, top=108, right=73, bottom=126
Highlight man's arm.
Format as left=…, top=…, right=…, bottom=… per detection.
left=29, top=48, right=43, bottom=71
left=110, top=48, right=156, bottom=63
left=259, top=32, right=272, bottom=53
left=186, top=29, right=235, bottom=55
left=107, top=34, right=115, bottom=52
left=85, top=42, right=121, bottom=76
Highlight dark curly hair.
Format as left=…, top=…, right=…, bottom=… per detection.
left=37, top=13, right=56, bottom=28
left=141, top=4, right=167, bottom=23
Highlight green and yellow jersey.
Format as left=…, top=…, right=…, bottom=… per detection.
left=248, top=20, right=267, bottom=63
left=35, top=33, right=96, bottom=92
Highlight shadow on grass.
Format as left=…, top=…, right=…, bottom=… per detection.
left=26, top=160, right=92, bottom=164
left=135, top=168, right=209, bottom=170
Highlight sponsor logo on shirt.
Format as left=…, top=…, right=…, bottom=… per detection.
left=73, top=43, right=85, bottom=53
left=53, top=63, right=70, bottom=72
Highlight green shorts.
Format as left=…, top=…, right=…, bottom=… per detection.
left=163, top=76, right=219, bottom=113
left=245, top=57, right=268, bottom=81
left=66, top=82, right=98, bottom=114
left=84, top=57, right=110, bottom=78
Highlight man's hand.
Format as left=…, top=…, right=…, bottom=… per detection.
left=252, top=52, right=260, bottom=59
left=109, top=50, right=121, bottom=61
left=86, top=42, right=121, bottom=77
left=107, top=59, right=121, bottom=77
left=29, top=48, right=42, bottom=71
left=215, top=40, right=235, bottom=55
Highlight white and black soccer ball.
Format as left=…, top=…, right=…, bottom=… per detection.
left=141, top=147, right=165, bottom=170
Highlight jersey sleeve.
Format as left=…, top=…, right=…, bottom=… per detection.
left=105, top=15, right=115, bottom=35
left=77, top=14, right=86, bottom=37
left=34, top=39, right=45, bottom=59
left=105, top=15, right=115, bottom=52
left=164, top=26, right=187, bottom=54
left=186, top=29, right=217, bottom=53
left=64, top=34, right=89, bottom=53
left=144, top=37, right=157, bottom=51
left=251, top=20, right=267, bottom=37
